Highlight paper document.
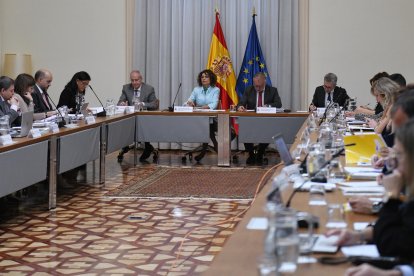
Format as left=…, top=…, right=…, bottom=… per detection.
left=246, top=217, right=268, bottom=230
left=339, top=186, right=385, bottom=194
left=345, top=167, right=382, bottom=180
left=344, top=133, right=386, bottom=164
left=354, top=222, right=370, bottom=231
left=341, top=244, right=379, bottom=257
left=293, top=181, right=336, bottom=191
left=90, top=107, right=105, bottom=114
left=337, top=181, right=379, bottom=187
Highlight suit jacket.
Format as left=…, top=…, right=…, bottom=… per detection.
left=57, top=87, right=85, bottom=114
left=237, top=85, right=282, bottom=110
left=118, top=83, right=158, bottom=110
left=373, top=198, right=414, bottom=260
left=311, top=86, right=349, bottom=108
left=32, top=85, right=53, bottom=113
left=0, top=98, right=19, bottom=125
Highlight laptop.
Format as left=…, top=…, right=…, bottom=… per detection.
left=11, top=111, right=34, bottom=138
left=272, top=133, right=294, bottom=166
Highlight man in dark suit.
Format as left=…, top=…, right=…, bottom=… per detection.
left=237, top=72, right=282, bottom=165
left=310, top=72, right=349, bottom=110
left=0, top=76, right=20, bottom=126
left=32, top=69, right=57, bottom=118
left=117, top=70, right=159, bottom=162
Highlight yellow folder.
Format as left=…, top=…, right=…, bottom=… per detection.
left=343, top=133, right=387, bottom=164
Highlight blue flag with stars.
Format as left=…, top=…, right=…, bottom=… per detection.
left=236, top=15, right=272, bottom=97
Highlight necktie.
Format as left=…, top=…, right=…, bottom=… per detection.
left=257, top=91, right=263, bottom=107
left=42, top=92, right=51, bottom=110
left=134, top=89, right=139, bottom=98
left=327, top=92, right=331, bottom=102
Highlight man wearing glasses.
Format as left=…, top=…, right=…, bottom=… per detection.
left=309, top=72, right=349, bottom=111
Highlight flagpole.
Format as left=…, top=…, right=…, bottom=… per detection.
left=252, top=6, right=257, bottom=17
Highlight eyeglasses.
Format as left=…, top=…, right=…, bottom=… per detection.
left=78, top=80, right=90, bottom=86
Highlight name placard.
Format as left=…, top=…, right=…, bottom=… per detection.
left=317, top=108, right=326, bottom=117
left=256, top=107, right=277, bottom=114
left=0, top=135, right=13, bottom=146
left=84, top=116, right=96, bottom=124
left=29, top=129, right=42, bottom=138
left=174, top=106, right=193, bottom=113
left=50, top=123, right=59, bottom=133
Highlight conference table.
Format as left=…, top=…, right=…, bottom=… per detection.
left=0, top=110, right=308, bottom=209
left=136, top=111, right=308, bottom=166
left=203, top=120, right=377, bottom=275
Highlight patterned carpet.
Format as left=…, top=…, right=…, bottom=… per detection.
left=0, top=151, right=273, bottom=275
left=107, top=166, right=270, bottom=199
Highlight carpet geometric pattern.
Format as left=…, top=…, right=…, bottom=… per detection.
left=107, top=167, right=270, bottom=199
left=0, top=152, right=264, bottom=275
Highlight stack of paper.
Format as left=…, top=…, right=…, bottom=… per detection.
left=345, top=167, right=382, bottom=180
left=337, top=180, right=384, bottom=196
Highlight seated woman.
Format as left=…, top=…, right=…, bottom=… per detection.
left=327, top=119, right=414, bottom=262
left=14, top=73, right=48, bottom=121
left=57, top=71, right=91, bottom=114
left=349, top=72, right=389, bottom=120
left=367, top=77, right=400, bottom=147
left=185, top=69, right=220, bottom=162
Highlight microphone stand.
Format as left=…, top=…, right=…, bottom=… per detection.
left=168, top=83, right=182, bottom=112
left=45, top=93, right=66, bottom=128
left=319, top=101, right=335, bottom=126
left=328, top=98, right=350, bottom=123
left=88, top=85, right=107, bottom=117
left=285, top=147, right=345, bottom=208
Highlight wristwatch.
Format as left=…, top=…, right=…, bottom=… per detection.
left=371, top=201, right=383, bottom=214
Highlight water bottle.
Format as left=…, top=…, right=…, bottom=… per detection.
left=105, top=99, right=115, bottom=116
left=0, top=116, right=10, bottom=136
left=133, top=95, right=142, bottom=111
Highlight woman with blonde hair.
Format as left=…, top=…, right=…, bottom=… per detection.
left=367, top=77, right=400, bottom=145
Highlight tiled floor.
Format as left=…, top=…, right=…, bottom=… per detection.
left=0, top=150, right=279, bottom=275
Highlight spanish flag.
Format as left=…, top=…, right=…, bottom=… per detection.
left=207, top=11, right=238, bottom=109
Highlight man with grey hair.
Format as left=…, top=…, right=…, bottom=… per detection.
left=117, top=70, right=158, bottom=163
left=309, top=72, right=349, bottom=110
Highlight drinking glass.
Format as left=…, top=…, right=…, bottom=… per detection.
left=0, top=116, right=10, bottom=136
left=325, top=203, right=347, bottom=229
left=308, top=184, right=327, bottom=206
left=273, top=208, right=299, bottom=274
left=328, top=160, right=347, bottom=184
left=257, top=254, right=279, bottom=276
left=105, top=99, right=115, bottom=116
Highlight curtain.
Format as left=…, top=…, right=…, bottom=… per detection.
left=132, top=0, right=300, bottom=149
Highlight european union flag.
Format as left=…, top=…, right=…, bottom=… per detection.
left=236, top=15, right=272, bottom=97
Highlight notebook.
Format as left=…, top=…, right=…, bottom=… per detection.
left=11, top=111, right=34, bottom=138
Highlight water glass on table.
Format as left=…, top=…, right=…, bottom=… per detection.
left=325, top=203, right=347, bottom=229
left=308, top=184, right=327, bottom=206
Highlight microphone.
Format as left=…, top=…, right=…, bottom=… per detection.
left=88, top=85, right=107, bottom=117
left=299, top=143, right=355, bottom=174
left=319, top=101, right=335, bottom=126
left=45, top=93, right=66, bottom=128
left=328, top=97, right=350, bottom=123
left=168, top=83, right=182, bottom=112
left=286, top=147, right=345, bottom=208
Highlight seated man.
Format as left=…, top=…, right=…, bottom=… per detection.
left=237, top=72, right=282, bottom=165
left=0, top=76, right=20, bottom=126
left=117, top=70, right=158, bottom=162
left=309, top=72, right=349, bottom=110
